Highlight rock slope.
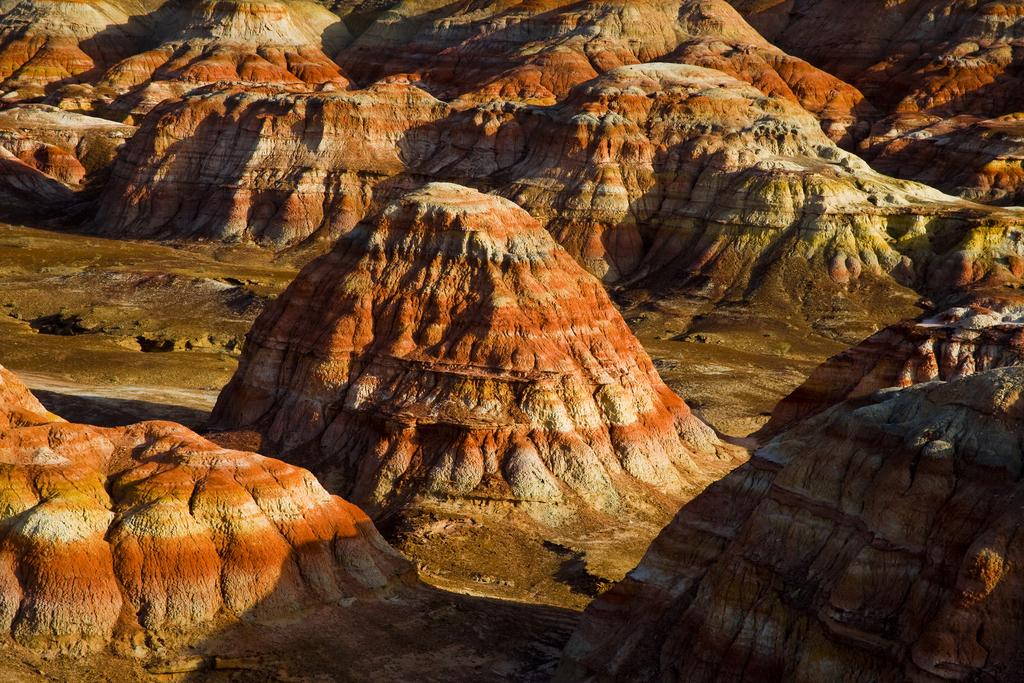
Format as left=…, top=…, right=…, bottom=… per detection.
left=761, top=299, right=1024, bottom=437
left=0, top=362, right=413, bottom=653
left=557, top=366, right=1024, bottom=683
left=92, top=81, right=447, bottom=246
left=336, top=0, right=868, bottom=143
left=209, top=183, right=739, bottom=517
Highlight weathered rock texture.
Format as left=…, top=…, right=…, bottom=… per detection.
left=557, top=365, right=1024, bottom=683
left=730, top=0, right=1024, bottom=190
left=93, top=82, right=447, bottom=245
left=862, top=113, right=1024, bottom=207
left=336, top=0, right=868, bottom=143
left=0, top=362, right=413, bottom=653
left=209, top=183, right=740, bottom=517
left=761, top=300, right=1024, bottom=437
left=426, top=64, right=1024, bottom=341
left=0, top=104, right=134, bottom=186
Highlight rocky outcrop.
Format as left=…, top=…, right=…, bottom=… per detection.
left=862, top=113, right=1024, bottom=207
left=209, top=183, right=740, bottom=517
left=760, top=300, right=1024, bottom=437
left=425, top=64, right=1024, bottom=341
left=557, top=366, right=1024, bottom=683
left=0, top=363, right=413, bottom=653
left=0, top=104, right=134, bottom=185
left=336, top=0, right=868, bottom=144
left=92, top=81, right=448, bottom=246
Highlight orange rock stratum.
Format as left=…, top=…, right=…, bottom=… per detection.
left=209, top=183, right=743, bottom=517
left=0, top=363, right=413, bottom=654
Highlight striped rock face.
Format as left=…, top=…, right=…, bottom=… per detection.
left=209, top=183, right=741, bottom=517
left=761, top=300, right=1024, bottom=437
left=557, top=366, right=1024, bottom=683
left=0, top=363, right=413, bottom=654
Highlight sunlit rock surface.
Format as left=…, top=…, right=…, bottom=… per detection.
left=209, top=183, right=742, bottom=517
left=0, top=363, right=413, bottom=653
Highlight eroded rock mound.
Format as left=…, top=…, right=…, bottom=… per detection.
left=93, top=82, right=447, bottom=246
left=761, top=300, right=1024, bottom=437
left=336, top=0, right=867, bottom=143
left=209, top=183, right=740, bottom=517
left=0, top=362, right=413, bottom=653
left=557, top=366, right=1024, bottom=683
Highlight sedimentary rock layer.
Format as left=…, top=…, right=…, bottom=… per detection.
left=557, top=366, right=1024, bottom=683
left=0, top=363, right=413, bottom=653
left=862, top=113, right=1024, bottom=207
left=761, top=300, right=1024, bottom=437
left=93, top=82, right=447, bottom=245
left=336, top=0, right=868, bottom=142
left=209, top=183, right=739, bottom=517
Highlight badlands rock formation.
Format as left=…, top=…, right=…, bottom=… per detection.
left=558, top=366, right=1024, bottom=683
left=0, top=104, right=134, bottom=186
left=209, top=183, right=739, bottom=516
left=863, top=113, right=1024, bottom=207
left=93, top=81, right=447, bottom=245
left=0, top=363, right=413, bottom=652
left=761, top=300, right=1024, bottom=437
left=336, top=0, right=867, bottom=143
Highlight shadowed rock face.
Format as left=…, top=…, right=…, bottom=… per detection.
left=862, top=113, right=1024, bottom=207
left=556, top=366, right=1024, bottom=683
left=760, top=300, right=1024, bottom=437
left=209, top=183, right=741, bottom=517
left=0, top=363, right=413, bottom=654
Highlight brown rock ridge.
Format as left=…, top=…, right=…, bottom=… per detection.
left=335, top=0, right=868, bottom=143
left=0, top=362, right=413, bottom=654
left=862, top=113, right=1024, bottom=207
left=424, top=64, right=1024, bottom=342
left=557, top=366, right=1024, bottom=683
left=208, top=183, right=741, bottom=518
left=92, top=81, right=447, bottom=246
left=0, top=104, right=134, bottom=186
left=760, top=299, right=1024, bottom=437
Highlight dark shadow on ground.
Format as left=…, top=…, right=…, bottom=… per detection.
left=31, top=389, right=210, bottom=429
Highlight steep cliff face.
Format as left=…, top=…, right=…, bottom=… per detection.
left=761, top=300, right=1024, bottom=437
left=0, top=363, right=413, bottom=653
left=209, top=183, right=740, bottom=517
left=92, top=82, right=448, bottom=246
left=557, top=366, right=1024, bottom=683
left=336, top=0, right=868, bottom=143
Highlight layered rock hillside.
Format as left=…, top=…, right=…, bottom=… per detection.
left=334, top=0, right=868, bottom=143
left=424, top=64, right=1024, bottom=342
left=92, top=81, right=447, bottom=245
left=0, top=362, right=413, bottom=653
left=729, top=0, right=1024, bottom=195
left=761, top=299, right=1024, bottom=437
left=557, top=366, right=1024, bottom=683
left=0, top=104, right=134, bottom=188
left=862, top=113, right=1024, bottom=207
left=209, top=183, right=740, bottom=517
left=92, top=63, right=1024, bottom=346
